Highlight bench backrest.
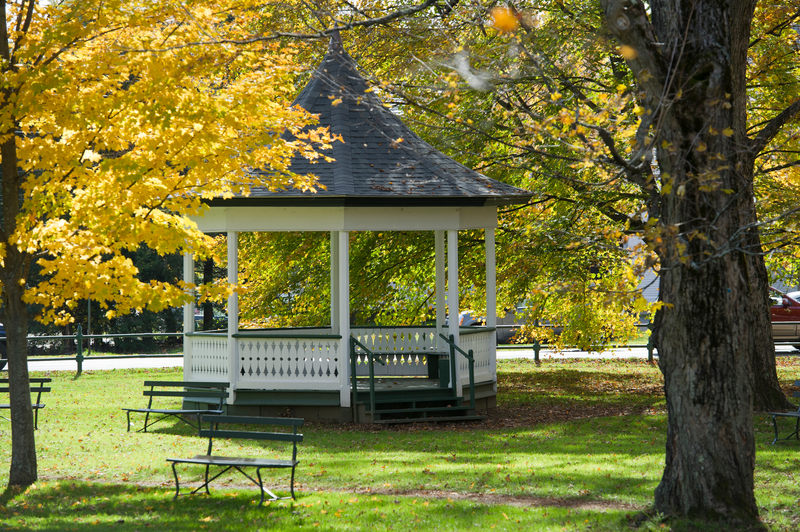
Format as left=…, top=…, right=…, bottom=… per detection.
left=793, top=380, right=800, bottom=411
left=0, top=378, right=52, bottom=403
left=198, top=415, right=304, bottom=459
left=142, top=381, right=228, bottom=409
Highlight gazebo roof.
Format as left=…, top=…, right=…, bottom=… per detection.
left=209, top=36, right=532, bottom=208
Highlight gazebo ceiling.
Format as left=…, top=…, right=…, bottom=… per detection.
left=208, top=35, right=532, bottom=209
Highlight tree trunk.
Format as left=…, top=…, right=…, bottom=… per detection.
left=602, top=0, right=761, bottom=522
left=744, top=215, right=793, bottom=412
left=3, top=280, right=36, bottom=487
left=0, top=10, right=36, bottom=483
left=654, top=261, right=757, bottom=520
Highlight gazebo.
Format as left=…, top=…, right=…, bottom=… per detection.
left=181, top=36, right=532, bottom=423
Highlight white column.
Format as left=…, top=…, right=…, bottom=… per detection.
left=338, top=231, right=351, bottom=407
left=447, top=229, right=461, bottom=396
left=182, top=252, right=195, bottom=380
left=485, top=227, right=497, bottom=387
left=330, top=231, right=340, bottom=334
left=227, top=232, right=239, bottom=402
left=435, top=230, right=445, bottom=348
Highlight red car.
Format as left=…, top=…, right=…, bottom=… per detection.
left=770, top=289, right=800, bottom=347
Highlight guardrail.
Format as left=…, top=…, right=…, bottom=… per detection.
left=1, top=325, right=183, bottom=376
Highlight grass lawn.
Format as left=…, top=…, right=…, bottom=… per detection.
left=0, top=358, right=798, bottom=531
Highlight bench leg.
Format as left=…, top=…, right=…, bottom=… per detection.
left=772, top=415, right=780, bottom=445
left=171, top=462, right=182, bottom=500
left=204, top=464, right=211, bottom=496
left=126, top=411, right=132, bottom=432
left=143, top=411, right=151, bottom=433
left=33, top=407, right=38, bottom=431
left=290, top=465, right=296, bottom=500
left=257, top=468, right=265, bottom=507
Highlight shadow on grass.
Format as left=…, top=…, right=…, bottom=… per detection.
left=0, top=480, right=298, bottom=531
left=0, top=480, right=637, bottom=532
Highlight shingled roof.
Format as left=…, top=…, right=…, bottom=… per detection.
left=210, top=35, right=532, bottom=208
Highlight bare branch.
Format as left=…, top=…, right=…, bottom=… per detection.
left=750, top=98, right=800, bottom=155
left=117, top=0, right=440, bottom=53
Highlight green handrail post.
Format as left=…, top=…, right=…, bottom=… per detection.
left=349, top=336, right=385, bottom=423
left=467, top=348, right=475, bottom=409
left=448, top=334, right=457, bottom=400
left=76, top=324, right=83, bottom=376
left=647, top=322, right=655, bottom=363
left=349, top=336, right=358, bottom=423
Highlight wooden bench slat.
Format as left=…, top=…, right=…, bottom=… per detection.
left=202, top=415, right=304, bottom=427
left=143, top=390, right=228, bottom=399
left=168, top=456, right=298, bottom=468
left=127, top=408, right=223, bottom=415
left=143, top=381, right=226, bottom=388
left=198, top=429, right=303, bottom=443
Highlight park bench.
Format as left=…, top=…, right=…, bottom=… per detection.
left=0, top=378, right=51, bottom=430
left=167, top=415, right=304, bottom=506
left=123, top=381, right=228, bottom=433
left=769, top=380, right=800, bottom=444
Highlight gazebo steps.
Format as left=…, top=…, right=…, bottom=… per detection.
left=355, top=391, right=486, bottom=424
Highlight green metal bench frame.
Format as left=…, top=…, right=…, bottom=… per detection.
left=167, top=415, right=304, bottom=506
left=0, top=378, right=51, bottom=430
left=123, top=381, right=228, bottom=433
left=769, top=380, right=800, bottom=444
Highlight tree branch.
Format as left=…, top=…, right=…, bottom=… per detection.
left=750, top=98, right=800, bottom=155
left=118, top=0, right=441, bottom=52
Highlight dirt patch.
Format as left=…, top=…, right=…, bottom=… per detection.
left=342, top=403, right=668, bottom=433
left=309, top=486, right=643, bottom=511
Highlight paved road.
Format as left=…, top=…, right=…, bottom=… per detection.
left=497, top=346, right=655, bottom=360
left=497, top=344, right=799, bottom=360
left=23, top=356, right=183, bottom=372
left=8, top=344, right=798, bottom=373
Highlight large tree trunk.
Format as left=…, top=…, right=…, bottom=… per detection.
left=603, top=0, right=761, bottom=522
left=1, top=127, right=36, bottom=487
left=654, top=262, right=757, bottom=520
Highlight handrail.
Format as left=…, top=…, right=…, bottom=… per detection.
left=438, top=333, right=476, bottom=410
left=349, top=336, right=386, bottom=423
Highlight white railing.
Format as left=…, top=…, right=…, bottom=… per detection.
left=185, top=333, right=229, bottom=381
left=457, top=328, right=495, bottom=385
left=235, top=332, right=342, bottom=390
left=183, top=325, right=495, bottom=391
left=350, top=326, right=442, bottom=377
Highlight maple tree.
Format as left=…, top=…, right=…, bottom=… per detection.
left=0, top=0, right=337, bottom=487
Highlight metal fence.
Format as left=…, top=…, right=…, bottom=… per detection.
left=3, top=325, right=183, bottom=376
left=496, top=322, right=800, bottom=363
